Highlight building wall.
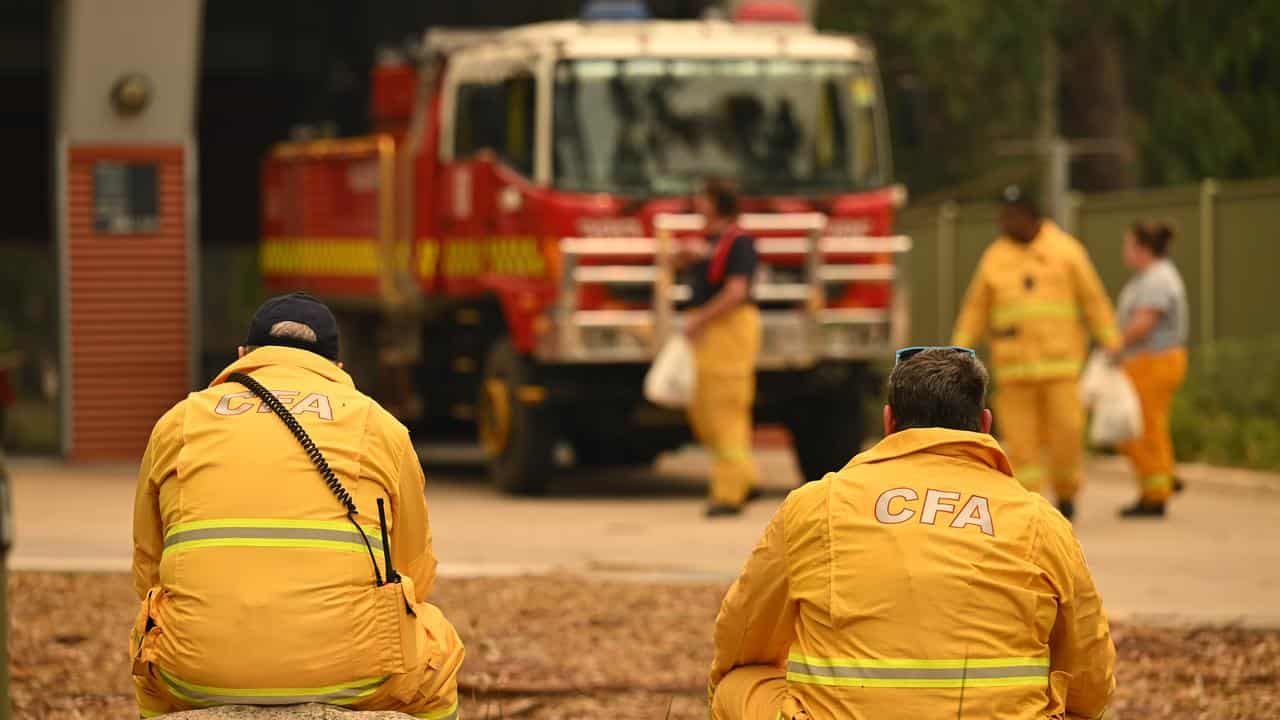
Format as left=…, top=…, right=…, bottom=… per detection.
left=63, top=146, right=191, bottom=459
left=56, top=0, right=201, bottom=143
left=55, top=0, right=203, bottom=459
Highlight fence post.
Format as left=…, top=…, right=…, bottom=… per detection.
left=0, top=453, right=11, bottom=720
left=937, top=202, right=958, bottom=342
left=1063, top=191, right=1084, bottom=237
left=1199, top=178, right=1219, bottom=344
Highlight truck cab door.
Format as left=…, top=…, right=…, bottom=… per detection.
left=441, top=73, right=542, bottom=293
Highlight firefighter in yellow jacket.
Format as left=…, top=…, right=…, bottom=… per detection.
left=679, top=178, right=762, bottom=517
left=130, top=293, right=464, bottom=719
left=710, top=347, right=1114, bottom=720
left=952, top=187, right=1120, bottom=519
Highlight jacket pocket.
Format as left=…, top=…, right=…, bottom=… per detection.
left=371, top=578, right=420, bottom=677
left=397, top=577, right=424, bottom=670
left=1046, top=670, right=1072, bottom=719
left=389, top=600, right=463, bottom=706
left=780, top=695, right=810, bottom=720
left=384, top=654, right=429, bottom=705
left=130, top=586, right=165, bottom=678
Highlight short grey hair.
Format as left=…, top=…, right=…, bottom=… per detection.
left=268, top=321, right=317, bottom=343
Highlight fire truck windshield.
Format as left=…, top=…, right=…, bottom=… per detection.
left=552, top=57, right=886, bottom=197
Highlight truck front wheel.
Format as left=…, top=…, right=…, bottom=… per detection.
left=782, top=367, right=870, bottom=483
left=477, top=340, right=557, bottom=495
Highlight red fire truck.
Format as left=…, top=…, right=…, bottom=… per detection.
left=260, top=1, right=912, bottom=493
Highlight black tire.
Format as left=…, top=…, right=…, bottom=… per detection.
left=333, top=310, right=380, bottom=398
left=477, top=339, right=557, bottom=495
left=784, top=375, right=868, bottom=484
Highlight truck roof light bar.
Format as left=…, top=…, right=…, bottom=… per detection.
left=582, top=0, right=651, bottom=21
left=734, top=0, right=806, bottom=24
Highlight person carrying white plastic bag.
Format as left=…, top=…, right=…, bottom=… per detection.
left=660, top=179, right=762, bottom=517
left=644, top=334, right=696, bottom=408
left=1079, top=351, right=1143, bottom=447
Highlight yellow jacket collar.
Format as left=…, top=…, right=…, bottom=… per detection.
left=844, top=428, right=1014, bottom=477
left=998, top=219, right=1063, bottom=249
left=210, top=346, right=354, bottom=388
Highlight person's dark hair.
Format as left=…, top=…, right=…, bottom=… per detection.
left=1131, top=220, right=1175, bottom=257
left=888, top=349, right=990, bottom=432
left=700, top=177, right=740, bottom=218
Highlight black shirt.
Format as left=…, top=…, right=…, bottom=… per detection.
left=684, top=233, right=758, bottom=308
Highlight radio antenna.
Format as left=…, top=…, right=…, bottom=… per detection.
left=377, top=498, right=400, bottom=584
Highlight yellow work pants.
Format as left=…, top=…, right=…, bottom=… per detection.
left=1118, top=347, right=1187, bottom=502
left=994, top=378, right=1084, bottom=500
left=688, top=305, right=761, bottom=506
left=712, top=666, right=806, bottom=720
left=135, top=603, right=464, bottom=719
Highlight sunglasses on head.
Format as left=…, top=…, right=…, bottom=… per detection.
left=894, top=346, right=977, bottom=365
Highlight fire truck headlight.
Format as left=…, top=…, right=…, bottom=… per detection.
left=821, top=323, right=886, bottom=358
left=533, top=314, right=551, bottom=338
left=518, top=292, right=540, bottom=313
left=823, top=325, right=851, bottom=356
left=890, top=183, right=909, bottom=209
left=499, top=186, right=523, bottom=214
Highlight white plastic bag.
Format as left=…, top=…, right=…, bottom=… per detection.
left=644, top=335, right=696, bottom=409
left=1079, top=351, right=1143, bottom=447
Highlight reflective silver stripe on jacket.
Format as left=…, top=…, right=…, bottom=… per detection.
left=787, top=660, right=1051, bottom=680
left=158, top=669, right=385, bottom=706
left=163, top=526, right=383, bottom=552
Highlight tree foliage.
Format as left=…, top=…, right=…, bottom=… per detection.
left=1112, top=0, right=1280, bottom=185
left=817, top=0, right=1280, bottom=194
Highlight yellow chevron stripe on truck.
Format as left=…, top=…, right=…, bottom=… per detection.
left=264, top=235, right=549, bottom=281
left=261, top=237, right=380, bottom=277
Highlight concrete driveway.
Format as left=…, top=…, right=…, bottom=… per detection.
left=7, top=445, right=1280, bottom=626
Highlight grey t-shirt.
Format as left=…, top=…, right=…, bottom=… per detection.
left=1117, top=258, right=1188, bottom=354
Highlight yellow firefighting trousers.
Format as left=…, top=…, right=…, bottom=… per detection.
left=688, top=305, right=761, bottom=506
left=1118, top=347, right=1188, bottom=502
left=710, top=666, right=808, bottom=720
left=133, top=602, right=464, bottom=719
left=994, top=378, right=1084, bottom=499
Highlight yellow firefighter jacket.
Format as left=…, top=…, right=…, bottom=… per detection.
left=131, top=346, right=463, bottom=709
left=952, top=221, right=1119, bottom=381
left=710, top=428, right=1115, bottom=720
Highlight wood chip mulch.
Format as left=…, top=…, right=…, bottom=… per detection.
left=9, top=572, right=1278, bottom=719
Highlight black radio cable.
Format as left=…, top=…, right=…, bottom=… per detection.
left=228, top=372, right=384, bottom=587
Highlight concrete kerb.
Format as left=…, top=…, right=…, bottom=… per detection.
left=1088, top=454, right=1280, bottom=495
left=7, top=453, right=1279, bottom=493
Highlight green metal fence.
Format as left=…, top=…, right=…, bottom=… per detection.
left=902, top=177, right=1280, bottom=348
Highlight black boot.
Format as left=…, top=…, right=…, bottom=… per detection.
left=1119, top=500, right=1166, bottom=518
left=1056, top=499, right=1075, bottom=521
left=705, top=503, right=744, bottom=518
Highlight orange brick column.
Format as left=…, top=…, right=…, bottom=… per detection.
left=63, top=145, right=191, bottom=459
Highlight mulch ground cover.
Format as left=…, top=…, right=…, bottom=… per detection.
left=9, top=572, right=1278, bottom=719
